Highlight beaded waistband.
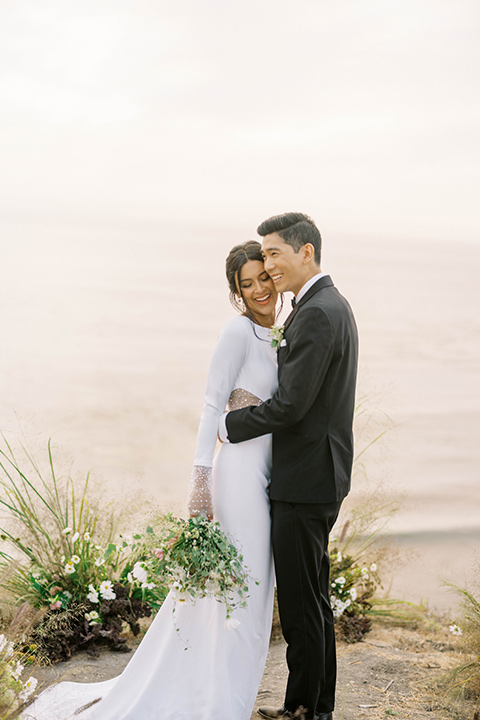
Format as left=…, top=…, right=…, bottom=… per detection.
left=226, top=388, right=262, bottom=411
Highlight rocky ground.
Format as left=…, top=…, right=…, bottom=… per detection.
left=30, top=618, right=479, bottom=720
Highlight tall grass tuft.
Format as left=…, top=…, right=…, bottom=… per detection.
left=445, top=578, right=480, bottom=700
left=0, top=566, right=39, bottom=720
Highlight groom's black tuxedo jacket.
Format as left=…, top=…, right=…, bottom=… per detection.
left=225, top=275, right=358, bottom=504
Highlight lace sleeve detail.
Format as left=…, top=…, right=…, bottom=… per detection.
left=187, top=465, right=213, bottom=518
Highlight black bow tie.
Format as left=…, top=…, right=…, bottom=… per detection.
left=291, top=297, right=297, bottom=309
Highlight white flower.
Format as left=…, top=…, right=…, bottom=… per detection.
left=361, top=567, right=369, bottom=579
left=269, top=324, right=285, bottom=350
left=141, top=582, right=156, bottom=590
left=132, top=562, right=148, bottom=584
left=94, top=558, right=105, bottom=567
left=449, top=623, right=462, bottom=636
left=87, top=584, right=99, bottom=603
left=127, top=572, right=133, bottom=583
left=99, top=580, right=116, bottom=600
left=62, top=527, right=72, bottom=535
left=330, top=597, right=347, bottom=618
left=337, top=551, right=342, bottom=563
left=60, top=555, right=65, bottom=564
left=71, top=555, right=81, bottom=564
left=64, top=561, right=76, bottom=574
left=349, top=587, right=357, bottom=601
left=71, top=532, right=80, bottom=543
left=19, top=676, right=38, bottom=700
left=4, top=640, right=14, bottom=659
left=64, top=590, right=72, bottom=600
left=12, top=660, right=24, bottom=680
left=335, top=576, right=346, bottom=586
left=224, top=617, right=241, bottom=630
left=85, top=610, right=100, bottom=623
left=370, top=563, right=377, bottom=572
left=171, top=586, right=188, bottom=603
left=83, top=532, right=91, bottom=542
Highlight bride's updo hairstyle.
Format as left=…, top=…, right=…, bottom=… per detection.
left=225, top=240, right=283, bottom=322
left=226, top=241, right=263, bottom=313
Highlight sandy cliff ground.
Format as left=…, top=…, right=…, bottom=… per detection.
left=30, top=618, right=479, bottom=720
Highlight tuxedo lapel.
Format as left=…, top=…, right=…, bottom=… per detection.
left=284, top=276, right=333, bottom=332
left=297, top=275, right=334, bottom=308
left=283, top=304, right=299, bottom=331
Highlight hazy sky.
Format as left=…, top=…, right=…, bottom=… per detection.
left=1, top=0, right=479, bottom=242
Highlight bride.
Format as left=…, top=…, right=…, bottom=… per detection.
left=25, top=240, right=281, bottom=720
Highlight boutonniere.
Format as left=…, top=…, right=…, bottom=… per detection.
left=269, top=324, right=285, bottom=350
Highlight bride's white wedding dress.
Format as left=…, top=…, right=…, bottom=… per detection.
left=25, top=316, right=277, bottom=720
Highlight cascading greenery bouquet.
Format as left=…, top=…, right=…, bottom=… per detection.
left=144, top=513, right=253, bottom=626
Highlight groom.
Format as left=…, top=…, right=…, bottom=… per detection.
left=219, top=213, right=358, bottom=720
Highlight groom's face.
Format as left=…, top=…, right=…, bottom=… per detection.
left=262, top=233, right=307, bottom=296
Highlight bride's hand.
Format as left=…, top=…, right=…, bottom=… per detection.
left=189, top=509, right=214, bottom=522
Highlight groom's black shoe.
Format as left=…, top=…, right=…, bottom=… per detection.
left=257, top=707, right=291, bottom=719
left=258, top=710, right=332, bottom=720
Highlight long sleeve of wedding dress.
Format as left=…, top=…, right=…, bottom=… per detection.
left=25, top=316, right=278, bottom=720
left=187, top=317, right=249, bottom=516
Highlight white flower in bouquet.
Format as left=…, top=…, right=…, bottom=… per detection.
left=94, top=558, right=105, bottom=567
left=141, top=582, right=156, bottom=590
left=83, top=532, right=91, bottom=541
left=64, top=561, right=76, bottom=574
left=62, top=527, right=72, bottom=535
left=349, top=587, right=357, bottom=601
left=71, top=555, right=81, bottom=564
left=132, top=562, right=148, bottom=584
left=87, top=584, right=99, bottom=603
left=99, top=580, right=116, bottom=600
left=171, top=586, right=188, bottom=603
left=370, top=563, right=377, bottom=572
left=71, top=531, right=80, bottom=543
left=224, top=617, right=240, bottom=630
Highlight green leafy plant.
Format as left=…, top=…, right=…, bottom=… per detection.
left=0, top=438, right=161, bottom=661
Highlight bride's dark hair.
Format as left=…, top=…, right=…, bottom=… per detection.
left=225, top=241, right=283, bottom=322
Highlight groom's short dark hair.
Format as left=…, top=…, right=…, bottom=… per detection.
left=257, top=212, right=321, bottom=265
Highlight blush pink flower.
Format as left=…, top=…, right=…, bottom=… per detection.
left=154, top=548, right=165, bottom=561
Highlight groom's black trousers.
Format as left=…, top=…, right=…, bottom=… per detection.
left=271, top=499, right=342, bottom=718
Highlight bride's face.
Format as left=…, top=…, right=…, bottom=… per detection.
left=237, top=259, right=277, bottom=326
